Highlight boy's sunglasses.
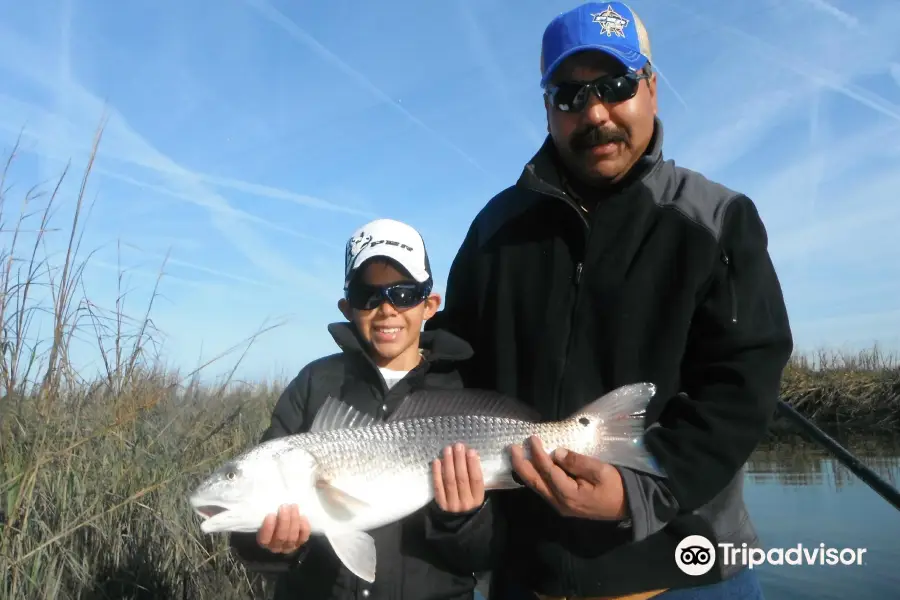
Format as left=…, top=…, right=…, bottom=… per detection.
left=346, top=281, right=432, bottom=311
left=545, top=72, right=650, bottom=113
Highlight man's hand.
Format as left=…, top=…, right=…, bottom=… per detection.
left=257, top=504, right=311, bottom=554
left=509, top=435, right=627, bottom=520
left=432, top=443, right=486, bottom=513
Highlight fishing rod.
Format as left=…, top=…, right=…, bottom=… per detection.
left=776, top=400, right=900, bottom=512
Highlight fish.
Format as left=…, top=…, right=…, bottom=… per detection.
left=188, top=382, right=666, bottom=583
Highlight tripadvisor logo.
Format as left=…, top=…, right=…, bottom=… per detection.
left=675, top=536, right=868, bottom=576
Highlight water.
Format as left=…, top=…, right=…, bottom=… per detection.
left=744, top=430, right=900, bottom=599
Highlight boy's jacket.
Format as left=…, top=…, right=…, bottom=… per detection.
left=229, top=322, right=498, bottom=600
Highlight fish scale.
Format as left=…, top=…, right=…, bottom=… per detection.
left=283, top=414, right=603, bottom=483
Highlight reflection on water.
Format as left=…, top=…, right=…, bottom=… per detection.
left=744, top=431, right=900, bottom=600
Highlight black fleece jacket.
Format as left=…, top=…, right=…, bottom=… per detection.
left=228, top=322, right=500, bottom=600
left=426, top=119, right=794, bottom=596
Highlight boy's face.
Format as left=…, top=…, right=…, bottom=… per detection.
left=338, top=259, right=440, bottom=367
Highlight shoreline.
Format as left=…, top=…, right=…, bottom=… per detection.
left=776, top=348, right=900, bottom=431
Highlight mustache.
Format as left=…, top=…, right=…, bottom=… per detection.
left=571, top=126, right=628, bottom=150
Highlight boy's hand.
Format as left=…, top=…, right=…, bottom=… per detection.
left=257, top=504, right=311, bottom=553
left=432, top=443, right=485, bottom=513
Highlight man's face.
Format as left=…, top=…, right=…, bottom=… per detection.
left=545, top=51, right=657, bottom=185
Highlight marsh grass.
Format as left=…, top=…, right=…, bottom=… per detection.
left=0, top=128, right=287, bottom=599
left=780, top=347, right=900, bottom=429
left=1, top=126, right=898, bottom=599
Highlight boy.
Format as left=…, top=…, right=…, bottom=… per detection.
left=228, top=218, right=496, bottom=600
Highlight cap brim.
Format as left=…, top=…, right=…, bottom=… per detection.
left=541, top=44, right=648, bottom=87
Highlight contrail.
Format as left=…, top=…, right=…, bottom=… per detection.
left=663, top=2, right=900, bottom=125
left=794, top=0, right=860, bottom=28
left=648, top=60, right=688, bottom=110
left=241, top=0, right=491, bottom=177
left=457, top=0, right=545, bottom=145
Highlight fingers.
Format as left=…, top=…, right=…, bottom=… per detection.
left=278, top=504, right=296, bottom=547
left=466, top=447, right=485, bottom=504
left=553, top=448, right=605, bottom=484
left=297, top=513, right=312, bottom=545
left=433, top=444, right=485, bottom=512
left=440, top=444, right=460, bottom=510
left=257, top=504, right=309, bottom=554
left=272, top=504, right=295, bottom=552
left=511, top=437, right=578, bottom=508
left=256, top=513, right=277, bottom=547
left=527, top=439, right=578, bottom=501
left=452, top=443, right=474, bottom=509
left=510, top=441, right=555, bottom=500
left=528, top=436, right=558, bottom=486
left=546, top=458, right=580, bottom=500
left=432, top=458, right=448, bottom=510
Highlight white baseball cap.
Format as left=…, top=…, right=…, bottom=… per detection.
left=343, top=218, right=432, bottom=289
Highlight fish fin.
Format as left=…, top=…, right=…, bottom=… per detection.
left=316, top=477, right=371, bottom=521
left=573, top=382, right=666, bottom=478
left=309, top=395, right=377, bottom=432
left=388, top=389, right=541, bottom=422
left=325, top=529, right=376, bottom=583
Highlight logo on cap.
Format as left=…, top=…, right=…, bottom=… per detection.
left=346, top=232, right=373, bottom=270
left=592, top=5, right=629, bottom=37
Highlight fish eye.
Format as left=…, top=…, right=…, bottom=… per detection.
left=578, top=417, right=590, bottom=426
left=226, top=470, right=235, bottom=480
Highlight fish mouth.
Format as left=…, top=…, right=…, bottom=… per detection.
left=193, top=504, right=229, bottom=520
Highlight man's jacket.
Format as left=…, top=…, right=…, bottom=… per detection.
left=426, top=119, right=794, bottom=597
left=229, top=322, right=497, bottom=600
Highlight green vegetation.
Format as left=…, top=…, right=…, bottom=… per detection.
left=1, top=130, right=898, bottom=599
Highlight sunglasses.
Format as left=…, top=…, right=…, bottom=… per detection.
left=345, top=280, right=432, bottom=311
left=545, top=72, right=649, bottom=113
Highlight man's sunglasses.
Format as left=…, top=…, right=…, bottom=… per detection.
left=345, top=281, right=432, bottom=311
left=545, top=72, right=650, bottom=113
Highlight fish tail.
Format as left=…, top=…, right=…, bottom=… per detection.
left=573, top=383, right=666, bottom=477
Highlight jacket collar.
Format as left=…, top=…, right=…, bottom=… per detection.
left=326, top=321, right=474, bottom=364
left=516, top=116, right=665, bottom=201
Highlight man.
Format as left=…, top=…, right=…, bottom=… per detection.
left=426, top=2, right=793, bottom=599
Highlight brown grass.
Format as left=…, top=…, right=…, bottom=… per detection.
left=0, top=128, right=287, bottom=599
left=0, top=126, right=897, bottom=599
left=780, top=347, right=900, bottom=429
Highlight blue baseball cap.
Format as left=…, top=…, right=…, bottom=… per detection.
left=540, top=2, right=653, bottom=88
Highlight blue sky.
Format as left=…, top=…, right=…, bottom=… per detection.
left=1, top=0, right=899, bottom=383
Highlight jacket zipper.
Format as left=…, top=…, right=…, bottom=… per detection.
left=358, top=352, right=428, bottom=417
left=721, top=251, right=738, bottom=324
left=549, top=196, right=592, bottom=420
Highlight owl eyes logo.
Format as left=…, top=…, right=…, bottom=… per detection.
left=675, top=535, right=716, bottom=576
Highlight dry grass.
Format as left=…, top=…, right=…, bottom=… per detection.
left=781, top=347, right=900, bottom=429
left=0, top=129, right=286, bottom=599
left=0, top=126, right=898, bottom=599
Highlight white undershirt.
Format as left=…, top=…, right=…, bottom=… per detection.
left=379, top=367, right=410, bottom=389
